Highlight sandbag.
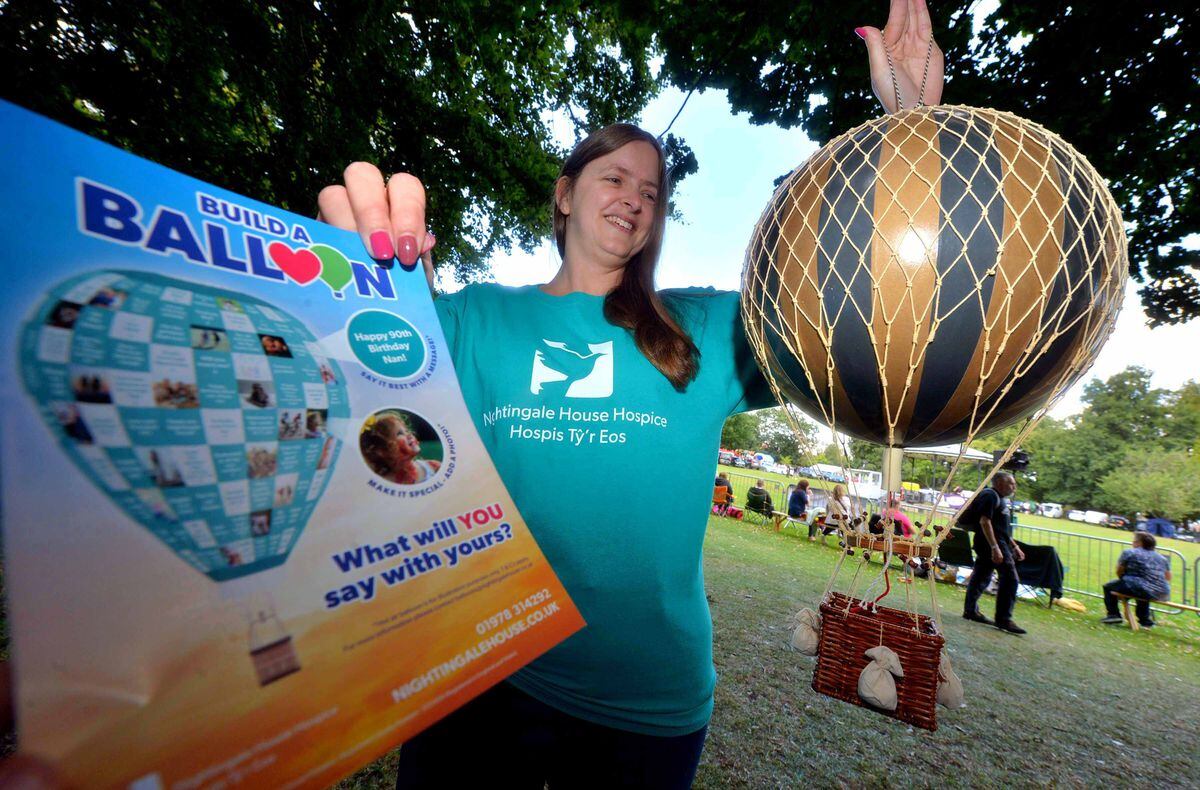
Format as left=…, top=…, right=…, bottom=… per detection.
left=936, top=652, right=965, bottom=709
left=858, top=646, right=903, bottom=710
left=790, top=608, right=821, bottom=655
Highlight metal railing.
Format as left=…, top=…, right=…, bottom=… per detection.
left=1010, top=524, right=1193, bottom=616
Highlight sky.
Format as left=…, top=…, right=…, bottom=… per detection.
left=458, top=84, right=1200, bottom=430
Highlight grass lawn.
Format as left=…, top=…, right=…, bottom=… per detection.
left=341, top=518, right=1200, bottom=788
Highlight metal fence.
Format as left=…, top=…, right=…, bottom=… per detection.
left=719, top=471, right=1198, bottom=615
left=720, top=471, right=872, bottom=515
left=1011, top=524, right=1193, bottom=616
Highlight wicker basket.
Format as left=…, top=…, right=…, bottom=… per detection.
left=813, top=592, right=944, bottom=730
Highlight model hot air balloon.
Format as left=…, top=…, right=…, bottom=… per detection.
left=746, top=106, right=1128, bottom=730
left=20, top=270, right=350, bottom=684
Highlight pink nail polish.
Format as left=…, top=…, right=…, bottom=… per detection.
left=854, top=27, right=867, bottom=40
left=369, top=230, right=394, bottom=260
left=397, top=234, right=418, bottom=267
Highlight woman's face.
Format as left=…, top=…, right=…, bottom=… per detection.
left=559, top=141, right=661, bottom=267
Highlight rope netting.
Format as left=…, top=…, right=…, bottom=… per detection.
left=741, top=106, right=1128, bottom=623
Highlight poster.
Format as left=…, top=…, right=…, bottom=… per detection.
left=0, top=100, right=584, bottom=788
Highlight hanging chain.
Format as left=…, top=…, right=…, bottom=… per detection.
left=884, top=36, right=935, bottom=111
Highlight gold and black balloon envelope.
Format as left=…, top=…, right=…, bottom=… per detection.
left=742, top=106, right=1128, bottom=447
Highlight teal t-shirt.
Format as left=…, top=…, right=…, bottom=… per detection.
left=435, top=283, right=772, bottom=736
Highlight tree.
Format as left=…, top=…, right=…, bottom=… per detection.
left=815, top=442, right=846, bottom=466
left=846, top=439, right=881, bottom=470
left=1098, top=448, right=1200, bottom=521
left=4, top=3, right=1195, bottom=319
left=1163, top=380, right=1200, bottom=453
left=720, top=412, right=759, bottom=451
left=655, top=1, right=1199, bottom=324
left=757, top=407, right=817, bottom=463
left=0, top=0, right=696, bottom=280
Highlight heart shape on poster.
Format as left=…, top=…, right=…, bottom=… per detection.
left=268, top=242, right=322, bottom=285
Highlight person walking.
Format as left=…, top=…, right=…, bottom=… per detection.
left=960, top=472, right=1027, bottom=635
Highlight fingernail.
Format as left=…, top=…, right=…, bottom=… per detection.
left=369, top=230, right=394, bottom=260
left=397, top=233, right=418, bottom=268
left=421, top=232, right=437, bottom=255
left=854, top=27, right=867, bottom=40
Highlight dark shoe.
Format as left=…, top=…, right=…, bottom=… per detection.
left=1138, top=621, right=1155, bottom=628
left=995, top=620, right=1027, bottom=635
left=963, top=611, right=994, bottom=626
left=1100, top=615, right=1125, bottom=625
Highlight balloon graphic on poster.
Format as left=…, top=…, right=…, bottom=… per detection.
left=19, top=270, right=351, bottom=685
left=312, top=244, right=355, bottom=298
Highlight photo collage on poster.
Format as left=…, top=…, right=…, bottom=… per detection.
left=23, top=270, right=349, bottom=580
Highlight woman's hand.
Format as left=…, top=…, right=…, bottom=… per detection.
left=316, top=163, right=436, bottom=291
left=856, top=0, right=944, bottom=113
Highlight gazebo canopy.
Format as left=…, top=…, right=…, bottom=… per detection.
left=903, top=444, right=993, bottom=462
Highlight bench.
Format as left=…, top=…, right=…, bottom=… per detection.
left=1111, top=592, right=1200, bottom=631
left=771, top=510, right=806, bottom=532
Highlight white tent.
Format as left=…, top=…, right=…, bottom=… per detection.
left=903, top=444, right=993, bottom=462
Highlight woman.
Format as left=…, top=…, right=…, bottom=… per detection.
left=1100, top=531, right=1172, bottom=628
left=826, top=483, right=856, bottom=532
left=318, top=3, right=942, bottom=784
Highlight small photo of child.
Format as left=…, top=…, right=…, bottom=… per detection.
left=250, top=509, right=272, bottom=537
left=52, top=402, right=93, bottom=443
left=88, top=286, right=126, bottom=310
left=47, top=300, right=83, bottom=329
left=259, top=334, right=292, bottom=358
left=360, top=409, right=443, bottom=486
left=246, top=443, right=278, bottom=479
left=72, top=370, right=113, bottom=404
left=305, top=409, right=327, bottom=439
left=190, top=325, right=231, bottom=352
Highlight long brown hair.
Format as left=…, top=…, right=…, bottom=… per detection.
left=552, top=124, right=699, bottom=391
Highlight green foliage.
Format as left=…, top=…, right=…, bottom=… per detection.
left=1098, top=448, right=1200, bottom=521
left=720, top=411, right=759, bottom=450
left=756, top=407, right=817, bottom=463
left=2, top=3, right=1195, bottom=319
left=0, top=0, right=666, bottom=280
left=815, top=442, right=844, bottom=466
left=969, top=367, right=1200, bottom=511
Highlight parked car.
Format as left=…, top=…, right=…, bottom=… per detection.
left=1039, top=502, right=1064, bottom=519
left=1106, top=515, right=1131, bottom=529
left=1084, top=510, right=1108, bottom=525
left=1067, top=509, right=1086, bottom=522
left=718, top=451, right=735, bottom=466
left=733, top=456, right=748, bottom=468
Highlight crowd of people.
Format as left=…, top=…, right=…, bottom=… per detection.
left=714, top=471, right=1182, bottom=635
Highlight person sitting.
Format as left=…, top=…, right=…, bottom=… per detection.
left=745, top=479, right=773, bottom=517
left=882, top=495, right=914, bottom=538
left=825, top=484, right=854, bottom=531
left=713, top=475, right=734, bottom=516
left=1100, top=531, right=1172, bottom=627
left=789, top=479, right=810, bottom=525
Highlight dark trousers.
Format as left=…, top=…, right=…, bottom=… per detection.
left=395, top=681, right=707, bottom=790
left=1104, top=578, right=1154, bottom=624
left=963, top=535, right=1019, bottom=623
